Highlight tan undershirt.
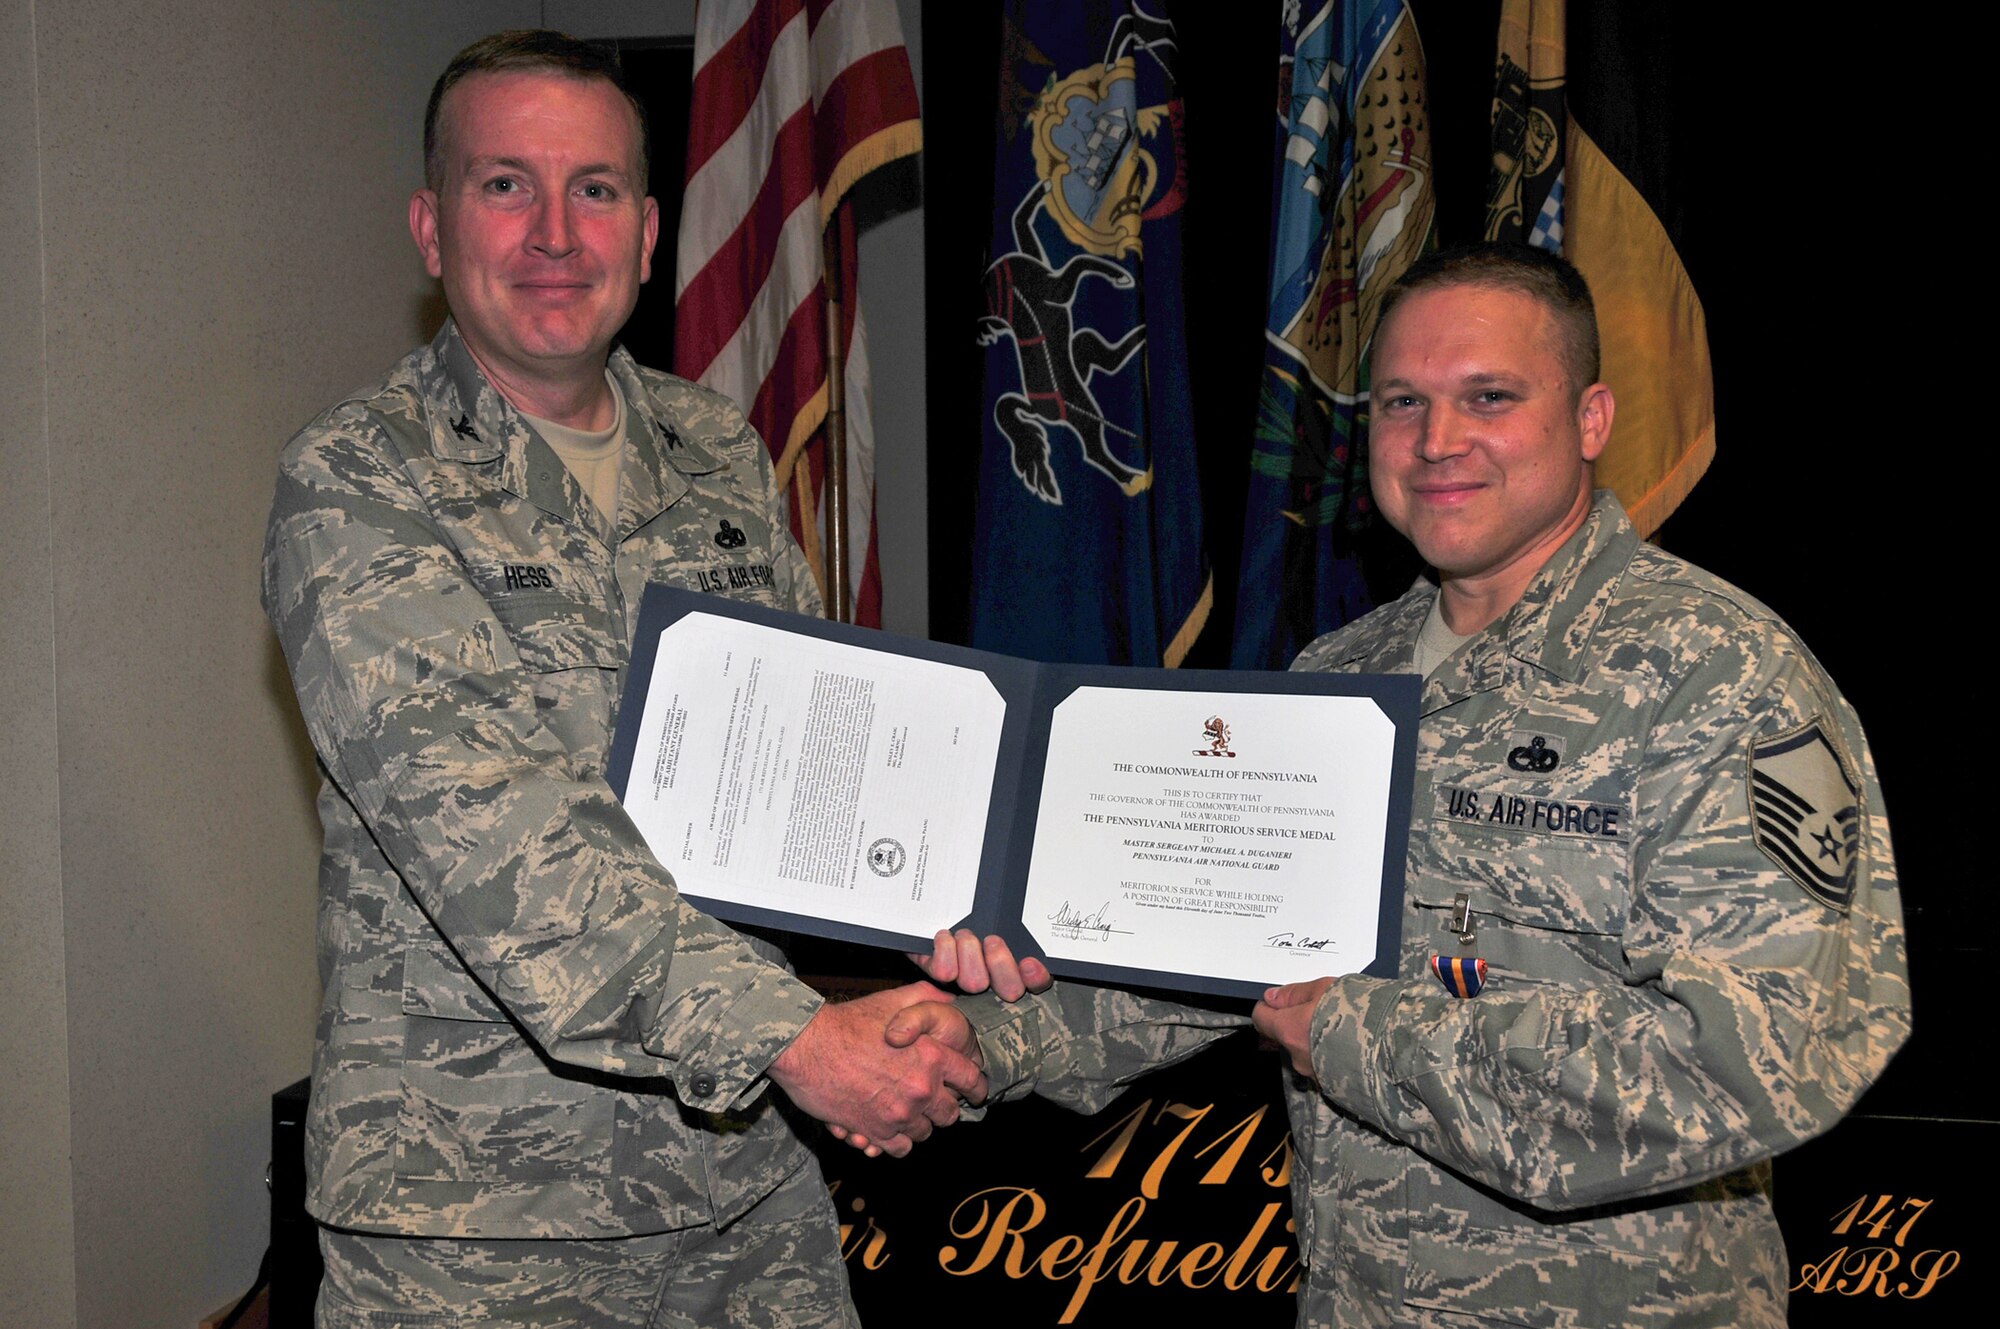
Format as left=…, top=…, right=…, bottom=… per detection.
left=1412, top=592, right=1477, bottom=679
left=523, top=371, right=625, bottom=538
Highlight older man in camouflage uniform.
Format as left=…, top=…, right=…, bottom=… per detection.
left=930, top=244, right=1910, bottom=1327
left=264, top=31, right=985, bottom=1329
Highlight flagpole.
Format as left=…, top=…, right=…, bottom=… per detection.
left=821, top=208, right=851, bottom=623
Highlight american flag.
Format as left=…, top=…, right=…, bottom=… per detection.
left=674, top=0, right=921, bottom=625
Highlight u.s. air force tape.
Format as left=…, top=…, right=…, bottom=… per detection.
left=1437, top=785, right=1629, bottom=841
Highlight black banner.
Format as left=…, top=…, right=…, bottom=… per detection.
left=818, top=1040, right=1990, bottom=1326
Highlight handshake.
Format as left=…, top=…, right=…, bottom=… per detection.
left=766, top=930, right=1052, bottom=1157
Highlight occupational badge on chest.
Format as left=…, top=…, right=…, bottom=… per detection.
left=1504, top=731, right=1563, bottom=772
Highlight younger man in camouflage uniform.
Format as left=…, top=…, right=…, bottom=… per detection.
left=924, top=244, right=1910, bottom=1327
left=265, top=32, right=981, bottom=1328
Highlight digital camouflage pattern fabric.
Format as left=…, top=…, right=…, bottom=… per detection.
left=263, top=320, right=830, bottom=1242
left=968, top=492, right=1909, bottom=1327
left=315, top=1161, right=855, bottom=1328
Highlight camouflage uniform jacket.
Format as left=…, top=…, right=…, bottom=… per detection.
left=263, top=321, right=828, bottom=1239
left=970, top=493, right=1909, bottom=1327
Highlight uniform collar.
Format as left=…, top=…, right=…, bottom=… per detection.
left=418, top=320, right=729, bottom=541
left=607, top=345, right=727, bottom=538
left=422, top=319, right=513, bottom=464
left=1317, top=586, right=1433, bottom=677
left=1501, top=490, right=1636, bottom=683
left=1427, top=490, right=1637, bottom=707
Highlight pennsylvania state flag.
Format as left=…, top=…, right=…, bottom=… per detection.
left=1485, top=0, right=1715, bottom=533
left=970, top=1, right=1211, bottom=666
left=1230, top=0, right=1434, bottom=670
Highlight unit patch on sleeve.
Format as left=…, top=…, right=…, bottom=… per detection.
left=1750, top=718, right=1860, bottom=912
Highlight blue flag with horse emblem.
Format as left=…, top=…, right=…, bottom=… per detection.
left=969, top=0, right=1211, bottom=666
left=1230, top=0, right=1433, bottom=669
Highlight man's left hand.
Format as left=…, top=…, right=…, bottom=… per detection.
left=911, top=928, right=1052, bottom=1001
left=1253, top=977, right=1335, bottom=1081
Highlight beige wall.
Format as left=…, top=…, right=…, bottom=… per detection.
left=2, top=3, right=537, bottom=1324
left=1, top=2, right=929, bottom=1324
left=2, top=1, right=79, bottom=1324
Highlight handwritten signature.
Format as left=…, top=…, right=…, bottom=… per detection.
left=1049, top=900, right=1121, bottom=934
left=1266, top=931, right=1334, bottom=951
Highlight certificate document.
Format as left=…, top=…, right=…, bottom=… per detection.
left=1022, top=688, right=1398, bottom=990
left=617, top=608, right=1005, bottom=942
left=609, top=586, right=1419, bottom=999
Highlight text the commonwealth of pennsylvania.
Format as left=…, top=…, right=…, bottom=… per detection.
left=1114, top=763, right=1321, bottom=782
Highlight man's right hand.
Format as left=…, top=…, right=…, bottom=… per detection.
left=827, top=999, right=983, bottom=1158
left=768, top=980, right=985, bottom=1157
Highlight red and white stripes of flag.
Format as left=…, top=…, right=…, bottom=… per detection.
left=674, top=0, right=921, bottom=624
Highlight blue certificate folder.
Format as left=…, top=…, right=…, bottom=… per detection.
left=608, top=585, right=1419, bottom=1000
